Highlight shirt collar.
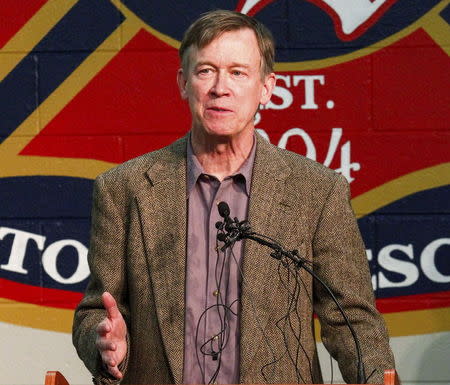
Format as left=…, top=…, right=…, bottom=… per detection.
left=186, top=133, right=256, bottom=197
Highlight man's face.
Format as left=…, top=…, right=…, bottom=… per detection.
left=177, top=28, right=275, bottom=139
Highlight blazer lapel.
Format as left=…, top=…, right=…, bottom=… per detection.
left=240, top=135, right=298, bottom=378
left=135, top=137, right=187, bottom=384
left=134, top=134, right=304, bottom=382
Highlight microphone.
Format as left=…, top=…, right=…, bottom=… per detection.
left=217, top=201, right=238, bottom=248
left=218, top=214, right=368, bottom=384
left=217, top=201, right=239, bottom=234
left=217, top=201, right=230, bottom=219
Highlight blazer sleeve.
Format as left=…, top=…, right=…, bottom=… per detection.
left=312, top=174, right=395, bottom=384
left=72, top=175, right=131, bottom=384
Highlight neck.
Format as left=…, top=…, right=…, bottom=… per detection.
left=191, top=129, right=254, bottom=181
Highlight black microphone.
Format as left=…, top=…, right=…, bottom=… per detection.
left=217, top=201, right=230, bottom=219
left=219, top=217, right=367, bottom=384
left=217, top=201, right=236, bottom=248
left=218, top=201, right=238, bottom=235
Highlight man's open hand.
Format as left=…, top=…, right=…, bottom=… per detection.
left=95, top=292, right=127, bottom=379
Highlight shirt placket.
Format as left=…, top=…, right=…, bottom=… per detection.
left=204, top=178, right=231, bottom=384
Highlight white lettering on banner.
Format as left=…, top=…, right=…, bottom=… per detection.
left=278, top=128, right=316, bottom=160
left=336, top=141, right=361, bottom=182
left=255, top=127, right=268, bottom=141
left=262, top=75, right=325, bottom=111
left=42, top=240, right=89, bottom=284
left=294, top=75, right=324, bottom=110
left=368, top=238, right=450, bottom=290
left=366, top=249, right=377, bottom=289
left=0, top=226, right=89, bottom=284
left=1, top=225, right=448, bottom=291
left=257, top=128, right=361, bottom=183
left=257, top=73, right=361, bottom=182
left=378, top=244, right=419, bottom=289
left=265, top=75, right=294, bottom=110
left=0, top=227, right=46, bottom=274
left=421, top=238, right=450, bottom=283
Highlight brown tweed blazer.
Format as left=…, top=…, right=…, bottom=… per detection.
left=73, top=133, right=394, bottom=384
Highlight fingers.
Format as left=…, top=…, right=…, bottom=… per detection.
left=96, top=338, right=117, bottom=352
left=96, top=318, right=111, bottom=337
left=102, top=292, right=121, bottom=320
left=98, top=348, right=123, bottom=379
left=107, top=364, right=123, bottom=379
left=96, top=332, right=123, bottom=380
left=96, top=292, right=127, bottom=379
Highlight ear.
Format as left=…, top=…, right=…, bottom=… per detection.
left=259, top=72, right=276, bottom=106
left=177, top=68, right=188, bottom=100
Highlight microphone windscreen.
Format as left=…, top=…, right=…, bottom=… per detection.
left=217, top=201, right=230, bottom=218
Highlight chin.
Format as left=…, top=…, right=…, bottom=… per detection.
left=193, top=119, right=252, bottom=139
left=203, top=125, right=239, bottom=138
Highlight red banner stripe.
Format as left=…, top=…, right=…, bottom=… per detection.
left=376, top=290, right=450, bottom=314
left=0, top=0, right=47, bottom=49
left=0, top=278, right=83, bottom=309
left=1, top=277, right=449, bottom=314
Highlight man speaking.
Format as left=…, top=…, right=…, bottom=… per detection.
left=73, top=10, right=395, bottom=384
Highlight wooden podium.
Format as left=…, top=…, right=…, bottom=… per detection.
left=44, top=371, right=69, bottom=385
left=44, top=369, right=400, bottom=385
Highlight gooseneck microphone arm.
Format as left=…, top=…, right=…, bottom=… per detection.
left=216, top=201, right=367, bottom=384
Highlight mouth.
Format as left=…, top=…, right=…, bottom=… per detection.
left=207, top=106, right=232, bottom=112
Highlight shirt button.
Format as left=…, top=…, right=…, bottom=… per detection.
left=213, top=290, right=220, bottom=297
left=213, top=335, right=219, bottom=341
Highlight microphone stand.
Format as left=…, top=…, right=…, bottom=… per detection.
left=216, top=216, right=367, bottom=384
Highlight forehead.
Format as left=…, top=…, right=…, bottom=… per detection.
left=189, top=28, right=261, bottom=68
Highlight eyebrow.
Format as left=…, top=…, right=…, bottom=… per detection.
left=194, top=61, right=251, bottom=69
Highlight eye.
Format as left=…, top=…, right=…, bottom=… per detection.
left=198, top=67, right=213, bottom=75
left=232, top=70, right=243, bottom=76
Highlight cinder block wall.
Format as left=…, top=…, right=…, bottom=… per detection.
left=0, top=1, right=448, bottom=384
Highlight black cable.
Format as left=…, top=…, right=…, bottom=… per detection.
left=194, top=230, right=239, bottom=384
left=285, top=259, right=315, bottom=382
left=217, top=214, right=368, bottom=384
left=365, top=368, right=377, bottom=384
left=246, top=231, right=367, bottom=384
left=209, top=238, right=239, bottom=384
left=276, top=259, right=301, bottom=382
left=209, top=241, right=226, bottom=385
left=195, top=302, right=239, bottom=380
left=221, top=222, right=315, bottom=383
left=227, top=242, right=278, bottom=383
left=273, top=259, right=306, bottom=383
left=286, top=259, right=314, bottom=383
left=257, top=257, right=311, bottom=384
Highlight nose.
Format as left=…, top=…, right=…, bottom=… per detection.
left=210, top=71, right=230, bottom=97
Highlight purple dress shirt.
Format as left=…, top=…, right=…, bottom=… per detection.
left=183, top=136, right=256, bottom=384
